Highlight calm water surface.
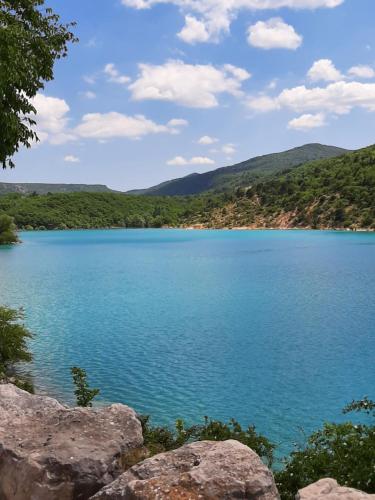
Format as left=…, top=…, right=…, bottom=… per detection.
left=0, top=229, right=374, bottom=453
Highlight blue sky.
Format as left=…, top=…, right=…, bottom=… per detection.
left=3, top=0, right=375, bottom=190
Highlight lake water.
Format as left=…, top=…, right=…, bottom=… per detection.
left=0, top=229, right=374, bottom=454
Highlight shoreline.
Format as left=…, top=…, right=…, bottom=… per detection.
left=17, top=225, right=375, bottom=233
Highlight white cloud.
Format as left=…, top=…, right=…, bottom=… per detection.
left=307, top=59, right=343, bottom=82
left=167, top=118, right=189, bottom=127
left=247, top=18, right=302, bottom=50
left=278, top=81, right=375, bottom=114
left=121, top=0, right=343, bottom=43
left=104, top=63, right=131, bottom=85
left=288, top=112, right=326, bottom=130
left=30, top=93, right=187, bottom=145
left=178, top=15, right=210, bottom=43
left=348, top=65, right=375, bottom=79
left=198, top=135, right=219, bottom=145
left=82, top=91, right=97, bottom=99
left=246, top=79, right=375, bottom=128
left=31, top=94, right=75, bottom=145
left=246, top=95, right=281, bottom=112
left=129, top=60, right=251, bottom=108
left=64, top=155, right=80, bottom=163
left=75, top=112, right=182, bottom=140
left=167, top=155, right=215, bottom=165
left=222, top=143, right=236, bottom=155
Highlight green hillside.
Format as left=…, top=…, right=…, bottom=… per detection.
left=0, top=145, right=373, bottom=231
left=192, top=145, right=375, bottom=230
left=128, top=144, right=348, bottom=196
left=0, top=183, right=117, bottom=196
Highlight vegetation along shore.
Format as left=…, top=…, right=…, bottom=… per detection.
left=0, top=145, right=374, bottom=236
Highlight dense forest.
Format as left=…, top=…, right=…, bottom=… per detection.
left=0, top=145, right=374, bottom=231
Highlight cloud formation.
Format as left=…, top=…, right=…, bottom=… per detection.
left=104, top=63, right=131, bottom=85
left=247, top=78, right=375, bottom=128
left=348, top=65, right=375, bottom=79
left=31, top=94, right=75, bottom=145
left=198, top=135, right=219, bottom=145
left=31, top=94, right=188, bottom=144
left=288, top=112, right=326, bottom=130
left=129, top=60, right=251, bottom=108
left=167, top=155, right=215, bottom=165
left=64, top=155, right=80, bottom=163
left=247, top=18, right=302, bottom=50
left=121, top=0, right=343, bottom=44
left=307, top=59, right=343, bottom=82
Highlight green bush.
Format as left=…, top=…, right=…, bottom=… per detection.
left=0, top=214, right=18, bottom=244
left=0, top=306, right=34, bottom=392
left=140, top=415, right=275, bottom=467
left=275, top=400, right=375, bottom=499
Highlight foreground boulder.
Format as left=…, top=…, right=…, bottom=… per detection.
left=297, top=478, right=375, bottom=499
left=91, top=439, right=279, bottom=499
left=0, top=384, right=143, bottom=500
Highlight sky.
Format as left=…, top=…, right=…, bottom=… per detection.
left=3, top=0, right=375, bottom=191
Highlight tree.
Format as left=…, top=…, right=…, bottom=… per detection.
left=0, top=0, right=77, bottom=168
left=0, top=214, right=18, bottom=244
left=70, top=366, right=100, bottom=407
left=0, top=306, right=33, bottom=371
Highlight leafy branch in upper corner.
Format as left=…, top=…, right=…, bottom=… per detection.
left=0, top=0, right=77, bottom=168
left=70, top=366, right=100, bottom=407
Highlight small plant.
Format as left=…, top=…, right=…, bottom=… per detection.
left=70, top=366, right=100, bottom=407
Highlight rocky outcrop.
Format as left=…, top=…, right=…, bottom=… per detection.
left=297, top=479, right=375, bottom=499
left=91, top=439, right=280, bottom=499
left=0, top=384, right=143, bottom=500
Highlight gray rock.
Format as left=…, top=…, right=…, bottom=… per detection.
left=297, top=479, right=375, bottom=499
left=0, top=384, right=143, bottom=500
left=91, top=439, right=280, bottom=499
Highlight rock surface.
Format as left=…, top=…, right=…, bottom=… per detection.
left=297, top=479, right=375, bottom=499
left=0, top=384, right=143, bottom=500
left=91, top=439, right=280, bottom=499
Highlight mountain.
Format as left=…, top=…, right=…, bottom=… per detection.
left=0, top=183, right=117, bottom=196
left=128, top=144, right=349, bottom=196
left=189, top=145, right=375, bottom=230
left=0, top=145, right=373, bottom=231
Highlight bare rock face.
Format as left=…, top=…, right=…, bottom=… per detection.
left=91, top=439, right=280, bottom=499
left=297, top=479, right=375, bottom=499
left=0, top=384, right=143, bottom=500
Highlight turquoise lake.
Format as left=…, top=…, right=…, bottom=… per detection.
left=0, top=229, right=374, bottom=453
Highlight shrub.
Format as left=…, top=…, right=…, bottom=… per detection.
left=0, top=215, right=18, bottom=244
left=275, top=400, right=375, bottom=499
left=140, top=415, right=275, bottom=467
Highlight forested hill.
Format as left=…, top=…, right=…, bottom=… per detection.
left=191, top=144, right=375, bottom=230
left=0, top=183, right=117, bottom=196
left=0, top=145, right=373, bottom=231
left=128, top=143, right=348, bottom=196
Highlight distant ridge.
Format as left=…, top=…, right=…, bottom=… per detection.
left=0, top=183, right=118, bottom=196
left=127, top=143, right=349, bottom=196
